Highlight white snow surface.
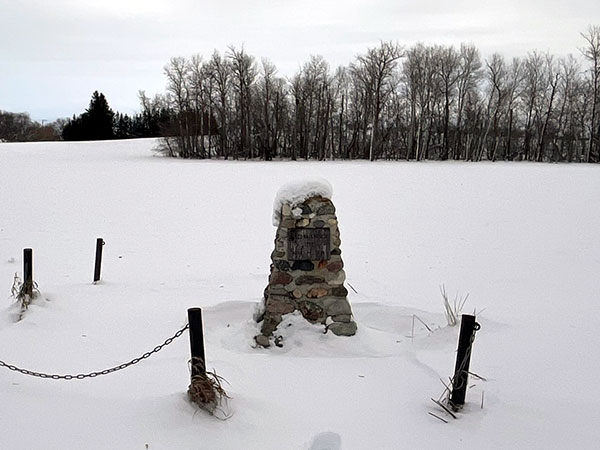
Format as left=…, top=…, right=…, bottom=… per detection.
left=0, top=138, right=599, bottom=449
left=272, top=178, right=333, bottom=226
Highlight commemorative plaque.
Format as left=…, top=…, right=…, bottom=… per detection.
left=288, top=228, right=330, bottom=261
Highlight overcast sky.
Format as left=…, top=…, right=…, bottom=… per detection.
left=1, top=0, right=598, bottom=122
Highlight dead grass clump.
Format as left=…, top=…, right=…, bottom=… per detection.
left=187, top=359, right=231, bottom=417
left=440, top=285, right=469, bottom=327
left=11, top=273, right=39, bottom=319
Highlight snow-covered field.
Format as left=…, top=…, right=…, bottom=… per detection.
left=0, top=138, right=598, bottom=449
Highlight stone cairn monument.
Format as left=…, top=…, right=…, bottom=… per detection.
left=255, top=180, right=357, bottom=347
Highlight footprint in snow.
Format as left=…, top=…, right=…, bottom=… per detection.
left=308, top=432, right=341, bottom=450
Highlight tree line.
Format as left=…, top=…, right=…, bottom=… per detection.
left=3, top=26, right=598, bottom=162
left=61, top=91, right=171, bottom=141
left=1, top=91, right=170, bottom=143
left=0, top=111, right=64, bottom=142
left=151, top=25, right=600, bottom=162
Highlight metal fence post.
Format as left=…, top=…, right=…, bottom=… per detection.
left=93, top=238, right=104, bottom=283
left=450, top=314, right=480, bottom=410
left=187, top=308, right=206, bottom=378
left=23, top=248, right=33, bottom=296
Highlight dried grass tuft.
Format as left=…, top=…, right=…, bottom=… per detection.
left=440, top=285, right=469, bottom=327
left=187, top=358, right=231, bottom=418
left=11, top=273, right=39, bottom=320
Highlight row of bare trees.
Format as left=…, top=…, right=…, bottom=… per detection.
left=0, top=111, right=63, bottom=142
left=150, top=26, right=600, bottom=162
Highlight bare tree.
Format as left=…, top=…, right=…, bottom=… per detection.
left=454, top=44, right=482, bottom=159
left=521, top=52, right=545, bottom=160
left=581, top=25, right=600, bottom=162
left=481, top=53, right=506, bottom=161
left=437, top=45, right=460, bottom=160
left=481, top=54, right=522, bottom=161
left=536, top=54, right=560, bottom=162
left=228, top=46, right=257, bottom=159
left=351, top=41, right=403, bottom=160
left=503, top=58, right=523, bottom=160
left=403, top=44, right=439, bottom=160
left=256, top=58, right=280, bottom=160
left=188, top=55, right=207, bottom=158
left=208, top=51, right=231, bottom=158
left=164, top=56, right=192, bottom=158
left=555, top=55, right=583, bottom=161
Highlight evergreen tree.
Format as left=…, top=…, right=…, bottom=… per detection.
left=86, top=91, right=115, bottom=140
left=114, top=112, right=133, bottom=139
left=62, top=91, right=116, bottom=141
left=61, top=114, right=86, bottom=141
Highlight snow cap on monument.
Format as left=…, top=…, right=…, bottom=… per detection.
left=272, top=178, right=333, bottom=227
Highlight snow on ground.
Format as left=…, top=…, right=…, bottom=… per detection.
left=0, top=138, right=599, bottom=449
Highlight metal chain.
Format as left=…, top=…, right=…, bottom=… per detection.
left=0, top=323, right=189, bottom=380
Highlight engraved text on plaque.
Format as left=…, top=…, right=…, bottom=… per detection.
left=288, top=228, right=330, bottom=261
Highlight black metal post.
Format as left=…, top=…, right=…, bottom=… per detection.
left=188, top=308, right=206, bottom=378
left=93, top=238, right=104, bottom=283
left=23, top=248, right=33, bottom=296
left=450, top=314, right=480, bottom=410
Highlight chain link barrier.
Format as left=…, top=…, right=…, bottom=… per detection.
left=0, top=323, right=189, bottom=380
